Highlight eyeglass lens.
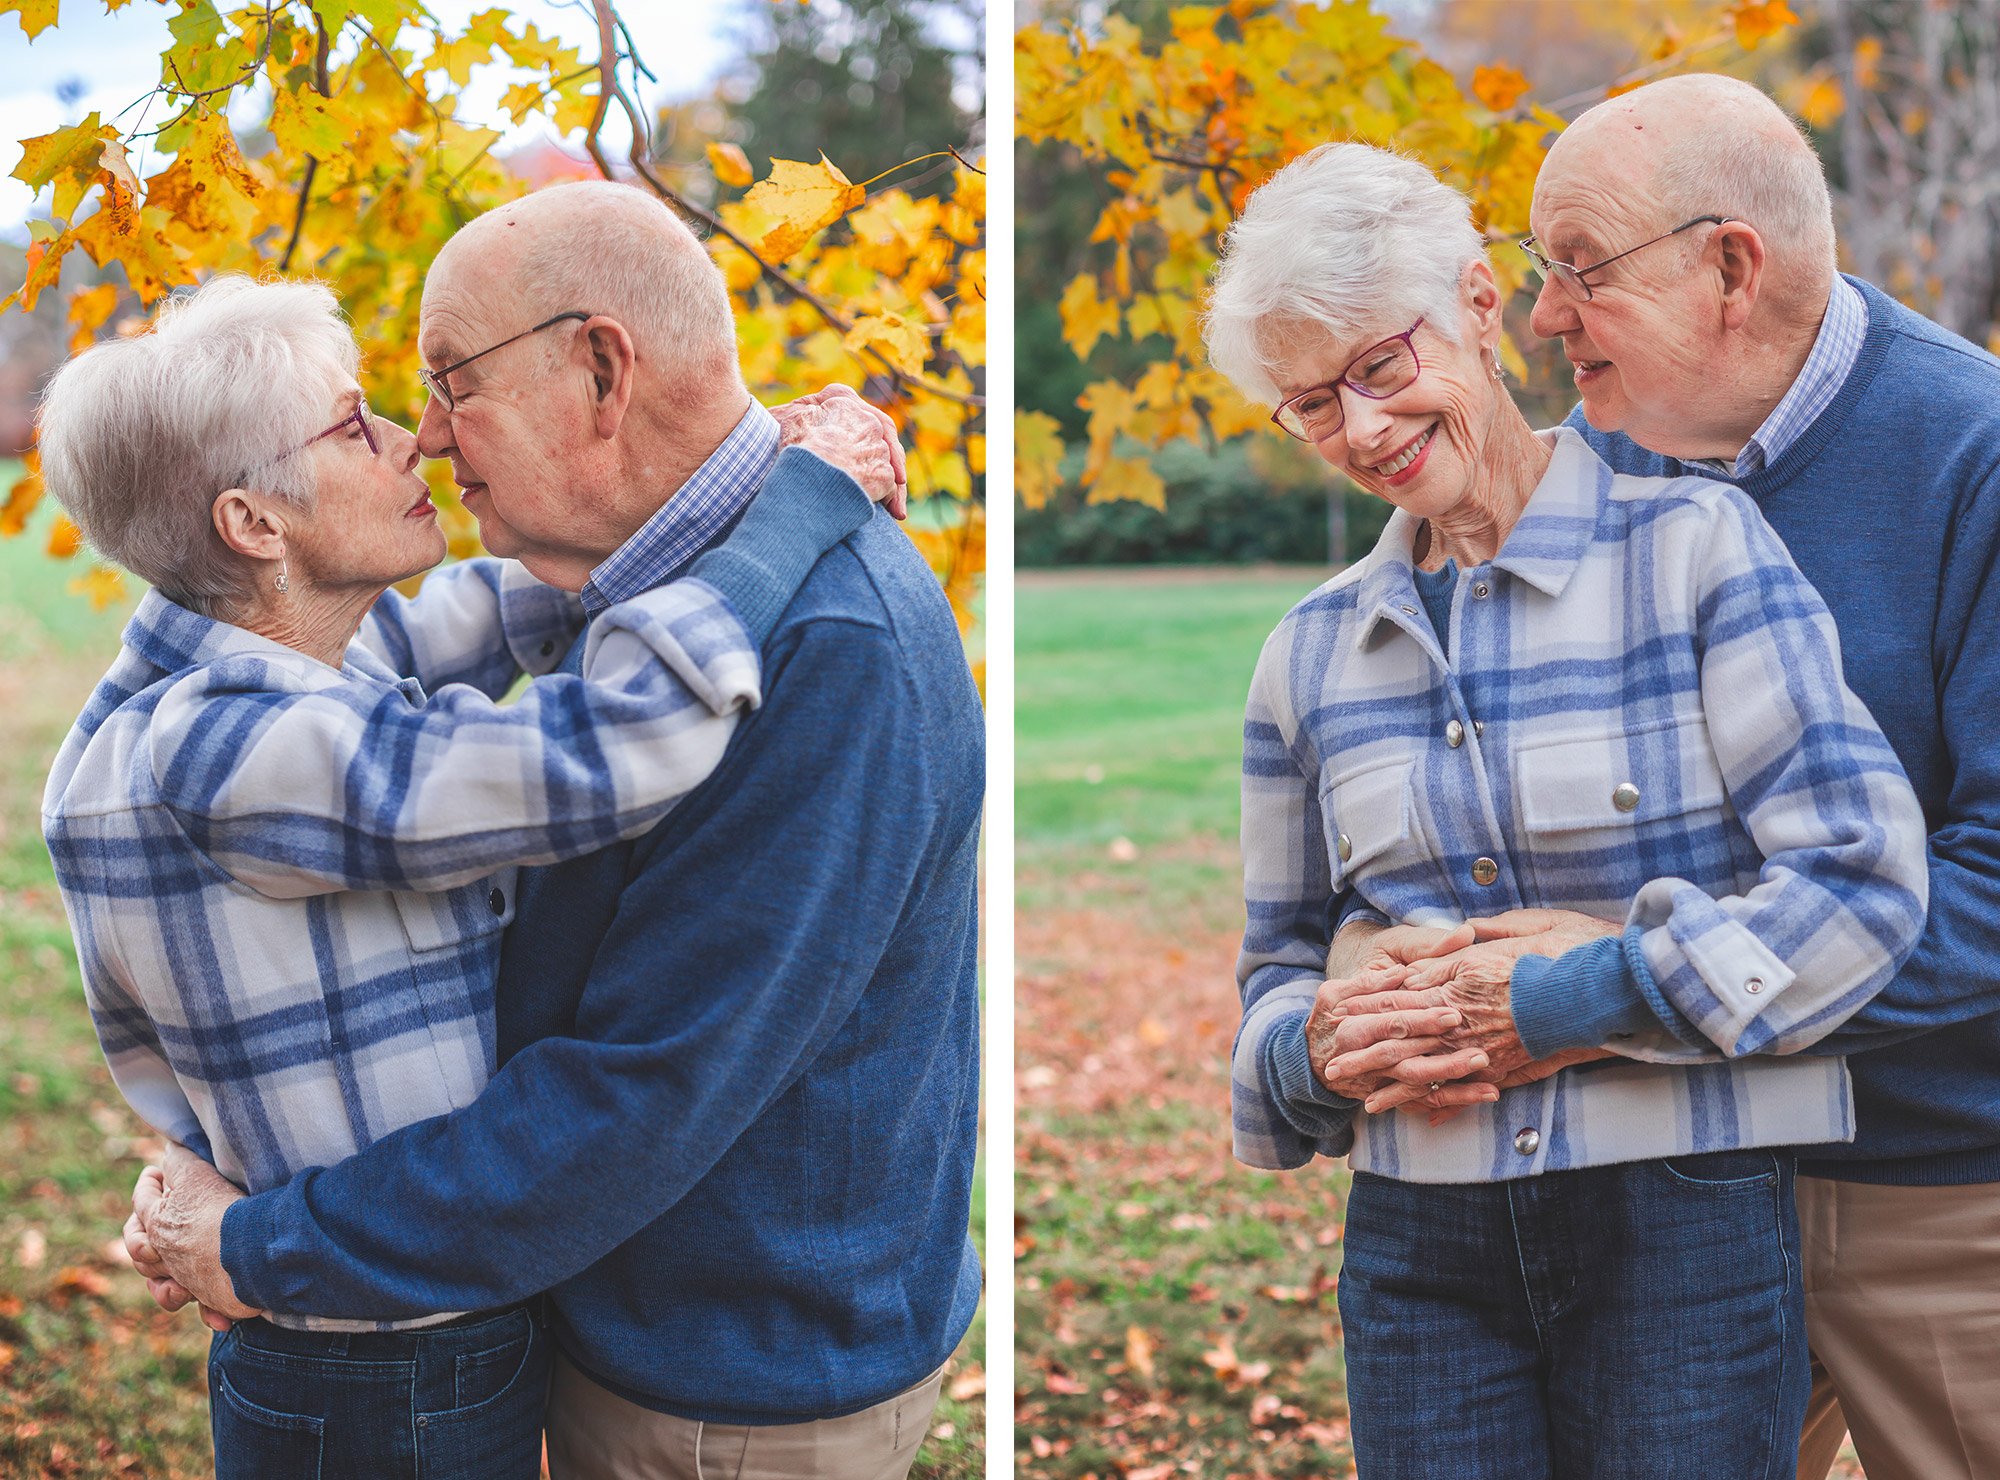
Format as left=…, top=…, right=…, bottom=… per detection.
left=1279, top=337, right=1419, bottom=439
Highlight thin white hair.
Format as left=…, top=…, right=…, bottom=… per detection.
left=1205, top=142, right=1483, bottom=405
left=36, top=274, right=357, bottom=618
left=513, top=181, right=741, bottom=388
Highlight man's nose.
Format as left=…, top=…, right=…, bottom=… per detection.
left=414, top=392, right=453, bottom=458
left=1527, top=274, right=1581, bottom=340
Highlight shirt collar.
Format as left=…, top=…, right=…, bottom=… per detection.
left=121, top=588, right=413, bottom=690
left=1352, top=426, right=1609, bottom=650
left=580, top=400, right=781, bottom=615
left=1692, top=275, right=1868, bottom=478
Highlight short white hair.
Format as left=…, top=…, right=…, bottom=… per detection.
left=1644, top=77, right=1837, bottom=291
left=512, top=181, right=740, bottom=387
left=37, top=274, right=357, bottom=617
left=1205, top=143, right=1483, bottom=405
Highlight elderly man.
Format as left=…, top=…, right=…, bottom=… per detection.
left=1313, top=75, right=2000, bottom=1480
left=132, top=180, right=983, bottom=1479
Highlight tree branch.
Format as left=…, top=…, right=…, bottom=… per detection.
left=581, top=0, right=984, bottom=410
left=279, top=19, right=332, bottom=273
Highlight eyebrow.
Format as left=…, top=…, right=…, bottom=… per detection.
left=418, top=340, right=456, bottom=366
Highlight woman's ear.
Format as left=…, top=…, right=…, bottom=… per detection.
left=1462, top=257, right=1505, bottom=353
left=212, top=489, right=289, bottom=562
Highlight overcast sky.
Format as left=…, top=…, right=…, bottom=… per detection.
left=0, top=0, right=746, bottom=242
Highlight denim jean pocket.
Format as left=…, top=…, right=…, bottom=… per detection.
left=1657, top=1148, right=1781, bottom=1188
left=448, top=1313, right=537, bottom=1413
left=211, top=1360, right=326, bottom=1480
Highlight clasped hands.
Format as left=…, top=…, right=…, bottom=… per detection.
left=123, top=1143, right=260, bottom=1331
left=1307, top=908, right=1622, bottom=1125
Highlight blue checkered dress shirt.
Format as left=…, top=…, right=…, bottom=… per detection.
left=44, top=560, right=765, bottom=1327
left=1694, top=275, right=1868, bottom=477
left=581, top=400, right=780, bottom=615
left=1234, top=427, right=1928, bottom=1182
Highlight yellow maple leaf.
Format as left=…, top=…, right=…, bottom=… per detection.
left=707, top=142, right=753, bottom=189
left=1015, top=410, right=1066, bottom=510
left=1, top=232, right=72, bottom=315
left=1, top=0, right=59, bottom=41
left=1472, top=63, right=1530, bottom=113
left=1799, top=73, right=1844, bottom=129
left=843, top=311, right=928, bottom=377
left=743, top=155, right=865, bottom=260
left=1086, top=455, right=1167, bottom=510
left=1729, top=0, right=1800, bottom=50
left=1059, top=273, right=1119, bottom=363
left=270, top=88, right=347, bottom=161
left=68, top=566, right=127, bottom=610
left=1853, top=36, right=1883, bottom=90
left=12, top=112, right=119, bottom=222
left=66, top=281, right=120, bottom=351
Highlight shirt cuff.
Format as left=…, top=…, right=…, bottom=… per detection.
left=688, top=447, right=874, bottom=644
left=1263, top=1009, right=1360, bottom=1139
left=1511, top=931, right=1658, bottom=1058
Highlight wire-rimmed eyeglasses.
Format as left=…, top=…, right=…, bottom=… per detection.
left=1519, top=216, right=1732, bottom=302
left=418, top=311, right=593, bottom=411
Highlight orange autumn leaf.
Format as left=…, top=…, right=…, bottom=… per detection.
left=1124, top=1324, right=1156, bottom=1381
left=1085, top=456, right=1166, bottom=510
left=51, top=1265, right=113, bottom=1299
left=1058, top=273, right=1119, bottom=363
left=842, top=311, right=929, bottom=377
left=0, top=450, right=43, bottom=537
left=45, top=515, right=81, bottom=558
left=1472, top=62, right=1530, bottom=112
left=1729, top=0, right=1800, bottom=50
left=68, top=567, right=127, bottom=611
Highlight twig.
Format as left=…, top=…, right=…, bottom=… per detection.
left=279, top=19, right=332, bottom=272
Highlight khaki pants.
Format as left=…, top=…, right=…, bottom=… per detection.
left=1795, top=1175, right=2000, bottom=1480
left=544, top=1351, right=946, bottom=1480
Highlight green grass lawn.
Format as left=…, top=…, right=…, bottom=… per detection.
left=0, top=493, right=982, bottom=1478
left=1016, top=568, right=1327, bottom=920
left=1015, top=565, right=1362, bottom=1479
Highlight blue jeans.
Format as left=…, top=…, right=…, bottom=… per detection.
left=208, top=1303, right=550, bottom=1480
left=1336, top=1149, right=1807, bottom=1480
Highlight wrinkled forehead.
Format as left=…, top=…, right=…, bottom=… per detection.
left=418, top=245, right=524, bottom=365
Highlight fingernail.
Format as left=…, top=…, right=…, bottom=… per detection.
left=1469, top=1052, right=1489, bottom=1068
left=1441, top=1010, right=1462, bottom=1027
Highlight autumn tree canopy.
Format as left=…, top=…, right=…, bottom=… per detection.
left=0, top=0, right=984, bottom=647
left=1013, top=0, right=1801, bottom=516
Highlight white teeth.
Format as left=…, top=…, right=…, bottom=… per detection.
left=1376, top=424, right=1435, bottom=475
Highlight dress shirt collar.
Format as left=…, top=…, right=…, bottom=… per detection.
left=1351, top=426, right=1608, bottom=651
left=1692, top=274, right=1869, bottom=478
left=580, top=399, right=781, bottom=616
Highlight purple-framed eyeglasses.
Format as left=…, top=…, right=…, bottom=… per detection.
left=301, top=398, right=379, bottom=457
left=1519, top=215, right=1731, bottom=302
left=419, top=310, right=592, bottom=411
left=1270, top=317, right=1425, bottom=442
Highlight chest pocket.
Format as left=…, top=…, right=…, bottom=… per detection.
left=390, top=866, right=520, bottom=956
left=1321, top=758, right=1428, bottom=913
left=1514, top=717, right=1732, bottom=913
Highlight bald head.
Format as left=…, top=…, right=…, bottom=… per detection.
left=426, top=180, right=740, bottom=390
left=1547, top=74, right=1835, bottom=314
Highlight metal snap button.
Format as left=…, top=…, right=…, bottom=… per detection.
left=1337, top=833, right=1353, bottom=863
left=1613, top=782, right=1641, bottom=813
left=1514, top=1127, right=1540, bottom=1155
left=1471, top=857, right=1499, bottom=886
left=1400, top=604, right=1419, bottom=616
left=489, top=888, right=506, bottom=917
left=1472, top=581, right=1491, bottom=599
left=1473, top=720, right=1484, bottom=737
left=1745, top=977, right=1764, bottom=995
left=1445, top=720, right=1465, bottom=748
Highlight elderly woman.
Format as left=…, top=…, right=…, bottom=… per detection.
left=36, top=274, right=893, bottom=1480
left=1208, top=143, right=1928, bottom=1477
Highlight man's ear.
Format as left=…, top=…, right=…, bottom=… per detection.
left=212, top=489, right=288, bottom=562
left=577, top=315, right=638, bottom=440
left=1713, top=221, right=1765, bottom=331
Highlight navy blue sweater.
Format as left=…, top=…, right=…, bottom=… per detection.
left=223, top=478, right=984, bottom=1421
left=1563, top=277, right=2000, bottom=1185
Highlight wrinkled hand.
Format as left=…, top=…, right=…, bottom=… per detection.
left=771, top=385, right=907, bottom=518
left=132, top=1145, right=261, bottom=1328
left=1306, top=921, right=1498, bottom=1111
left=1323, top=909, right=1623, bottom=1116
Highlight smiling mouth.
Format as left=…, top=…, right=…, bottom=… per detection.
left=1364, top=422, right=1438, bottom=476
left=1571, top=356, right=1611, bottom=377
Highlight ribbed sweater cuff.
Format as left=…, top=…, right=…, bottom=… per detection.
left=1264, top=1010, right=1360, bottom=1139
left=1512, top=933, right=1655, bottom=1058
left=688, top=448, right=873, bottom=643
